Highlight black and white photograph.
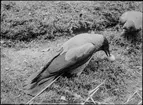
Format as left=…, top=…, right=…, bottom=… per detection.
left=1, top=1, right=142, bottom=104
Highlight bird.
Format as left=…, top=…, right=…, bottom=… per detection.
left=24, top=33, right=115, bottom=96
left=119, top=11, right=142, bottom=36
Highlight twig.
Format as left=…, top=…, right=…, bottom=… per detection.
left=89, top=79, right=106, bottom=95
left=90, top=97, right=100, bottom=104
left=82, top=80, right=106, bottom=105
left=125, top=90, right=138, bottom=104
left=26, top=75, right=61, bottom=104
left=137, top=91, right=142, bottom=99
left=138, top=100, right=142, bottom=105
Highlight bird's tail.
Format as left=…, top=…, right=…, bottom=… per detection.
left=24, top=48, right=64, bottom=96
left=24, top=61, right=52, bottom=94
left=24, top=74, right=56, bottom=96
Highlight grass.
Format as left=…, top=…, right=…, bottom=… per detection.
left=1, top=29, right=142, bottom=104
left=1, top=1, right=142, bottom=104
left=1, top=1, right=142, bottom=41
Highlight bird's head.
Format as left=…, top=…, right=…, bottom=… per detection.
left=123, top=20, right=136, bottom=33
left=100, top=37, right=115, bottom=62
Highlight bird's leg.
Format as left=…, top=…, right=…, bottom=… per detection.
left=73, top=63, right=87, bottom=77
left=77, top=57, right=93, bottom=76
left=77, top=70, right=83, bottom=76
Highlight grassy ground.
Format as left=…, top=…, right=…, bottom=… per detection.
left=1, top=1, right=142, bottom=41
left=1, top=29, right=142, bottom=104
left=1, top=1, right=142, bottom=104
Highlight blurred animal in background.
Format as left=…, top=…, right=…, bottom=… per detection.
left=119, top=11, right=142, bottom=43
left=24, top=33, right=115, bottom=96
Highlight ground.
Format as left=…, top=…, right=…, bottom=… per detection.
left=1, top=1, right=142, bottom=104
left=1, top=30, right=142, bottom=104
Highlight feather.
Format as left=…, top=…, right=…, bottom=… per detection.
left=24, top=48, right=63, bottom=96
left=120, top=11, right=142, bottom=31
left=24, top=33, right=114, bottom=97
left=25, top=76, right=56, bottom=96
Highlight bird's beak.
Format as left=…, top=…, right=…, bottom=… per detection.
left=101, top=37, right=111, bottom=57
left=104, top=48, right=110, bottom=57
left=104, top=49, right=115, bottom=61
left=101, top=37, right=115, bottom=61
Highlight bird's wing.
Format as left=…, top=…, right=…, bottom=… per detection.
left=26, top=43, right=95, bottom=90
left=25, top=48, right=63, bottom=85
left=43, top=43, right=95, bottom=75
left=24, top=43, right=95, bottom=96
left=133, top=13, right=142, bottom=30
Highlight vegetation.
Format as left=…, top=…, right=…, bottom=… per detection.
left=1, top=1, right=142, bottom=104
left=1, top=1, right=142, bottom=41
